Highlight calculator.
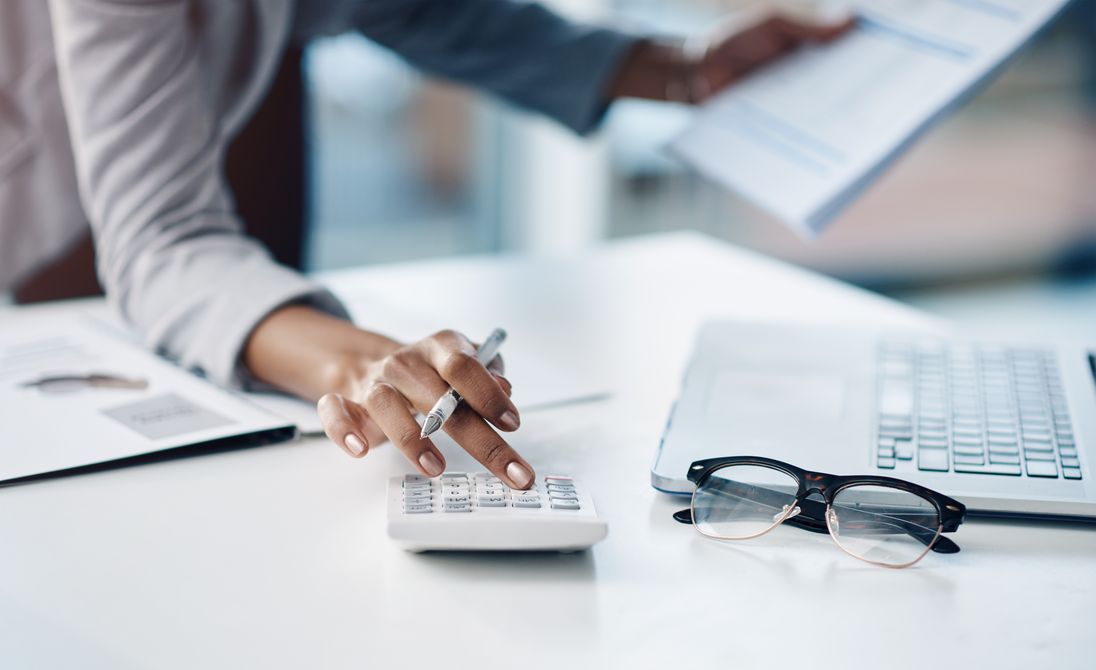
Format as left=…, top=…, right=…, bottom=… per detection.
left=386, top=471, right=608, bottom=552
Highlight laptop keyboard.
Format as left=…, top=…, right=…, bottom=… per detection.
left=875, top=341, right=1080, bottom=479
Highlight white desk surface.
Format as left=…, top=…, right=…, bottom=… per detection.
left=2, top=233, right=1092, bottom=669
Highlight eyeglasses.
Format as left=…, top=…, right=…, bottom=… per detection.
left=673, top=456, right=966, bottom=568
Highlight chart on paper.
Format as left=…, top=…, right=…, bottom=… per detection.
left=670, top=0, right=1071, bottom=236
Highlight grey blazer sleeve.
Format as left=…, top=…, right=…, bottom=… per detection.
left=346, top=0, right=639, bottom=134
left=47, top=0, right=348, bottom=388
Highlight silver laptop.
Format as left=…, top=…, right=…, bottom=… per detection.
left=652, top=321, right=1095, bottom=520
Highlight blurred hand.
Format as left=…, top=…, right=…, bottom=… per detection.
left=610, top=12, right=855, bottom=104
left=315, top=329, right=534, bottom=489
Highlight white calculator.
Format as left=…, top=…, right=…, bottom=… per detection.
left=387, top=471, right=608, bottom=552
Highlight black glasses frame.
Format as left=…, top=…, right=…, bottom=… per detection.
left=674, top=456, right=967, bottom=563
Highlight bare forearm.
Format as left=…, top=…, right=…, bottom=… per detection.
left=243, top=305, right=400, bottom=402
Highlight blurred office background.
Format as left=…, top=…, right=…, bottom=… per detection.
left=303, top=0, right=1096, bottom=337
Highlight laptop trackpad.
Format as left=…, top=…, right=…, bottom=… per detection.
left=707, top=371, right=852, bottom=456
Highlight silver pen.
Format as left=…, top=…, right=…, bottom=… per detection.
left=420, top=328, right=507, bottom=438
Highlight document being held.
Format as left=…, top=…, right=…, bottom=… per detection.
left=671, top=0, right=1071, bottom=235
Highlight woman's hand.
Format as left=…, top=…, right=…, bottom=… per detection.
left=316, top=330, right=534, bottom=488
left=244, top=306, right=534, bottom=489
left=609, top=12, right=855, bottom=104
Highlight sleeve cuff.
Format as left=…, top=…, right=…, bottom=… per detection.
left=557, top=29, right=642, bottom=135
left=196, top=262, right=350, bottom=390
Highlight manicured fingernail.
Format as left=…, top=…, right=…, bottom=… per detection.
left=419, top=451, right=444, bottom=477
left=506, top=461, right=533, bottom=489
left=499, top=410, right=520, bottom=431
left=344, top=434, right=367, bottom=456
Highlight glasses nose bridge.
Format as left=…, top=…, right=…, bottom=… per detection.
left=800, top=473, right=833, bottom=501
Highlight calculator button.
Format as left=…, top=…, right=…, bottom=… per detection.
left=443, top=503, right=472, bottom=513
left=547, top=484, right=576, bottom=493
left=441, top=472, right=468, bottom=480
left=404, top=491, right=432, bottom=501
left=549, top=492, right=579, bottom=501
left=514, top=496, right=541, bottom=508
left=404, top=474, right=430, bottom=485
left=545, top=476, right=573, bottom=484
left=444, top=494, right=470, bottom=505
left=551, top=499, right=580, bottom=510
left=477, top=487, right=508, bottom=497
left=403, top=504, right=433, bottom=514
left=477, top=495, right=508, bottom=507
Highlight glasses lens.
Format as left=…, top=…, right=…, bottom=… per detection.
left=829, top=484, right=942, bottom=567
left=692, top=464, right=800, bottom=540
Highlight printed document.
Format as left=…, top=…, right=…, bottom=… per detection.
left=671, top=0, right=1071, bottom=235
left=0, top=311, right=292, bottom=484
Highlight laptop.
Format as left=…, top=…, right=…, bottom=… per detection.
left=652, top=321, right=1095, bottom=521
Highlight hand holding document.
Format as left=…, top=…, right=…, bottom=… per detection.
left=671, top=0, right=1071, bottom=236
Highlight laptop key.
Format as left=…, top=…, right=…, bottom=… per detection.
left=877, top=457, right=896, bottom=469
left=917, top=439, right=948, bottom=450
left=953, top=444, right=985, bottom=456
left=1061, top=457, right=1080, bottom=468
left=1022, top=442, right=1054, bottom=453
left=989, top=453, right=1021, bottom=465
left=953, top=427, right=984, bottom=438
left=954, top=462, right=1022, bottom=476
left=953, top=453, right=984, bottom=465
left=1023, top=450, right=1056, bottom=462
left=879, top=427, right=913, bottom=440
left=1063, top=468, right=1082, bottom=480
left=918, top=449, right=948, bottom=472
left=1025, top=461, right=1058, bottom=478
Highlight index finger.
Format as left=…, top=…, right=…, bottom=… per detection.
left=443, top=405, right=536, bottom=489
